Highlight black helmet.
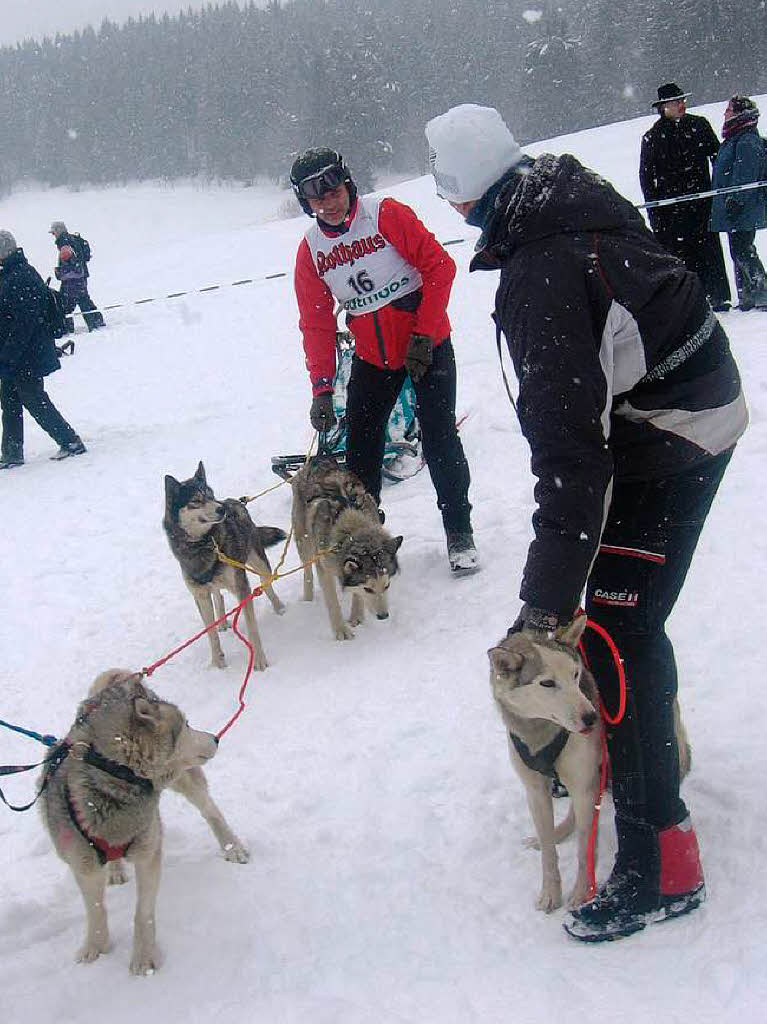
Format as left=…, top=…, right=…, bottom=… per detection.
left=290, top=148, right=356, bottom=217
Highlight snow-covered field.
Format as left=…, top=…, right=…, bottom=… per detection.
left=1, top=99, right=765, bottom=1023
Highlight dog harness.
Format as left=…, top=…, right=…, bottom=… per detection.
left=62, top=745, right=155, bottom=865
left=510, top=729, right=569, bottom=778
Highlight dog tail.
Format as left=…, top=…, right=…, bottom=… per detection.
left=257, top=526, right=288, bottom=549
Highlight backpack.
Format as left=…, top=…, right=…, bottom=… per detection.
left=43, top=280, right=69, bottom=340
left=72, top=233, right=91, bottom=262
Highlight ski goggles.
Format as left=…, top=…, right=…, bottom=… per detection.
left=294, top=163, right=346, bottom=200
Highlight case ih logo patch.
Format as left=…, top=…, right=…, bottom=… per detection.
left=592, top=588, right=640, bottom=607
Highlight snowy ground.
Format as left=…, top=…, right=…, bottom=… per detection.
left=1, top=99, right=765, bottom=1023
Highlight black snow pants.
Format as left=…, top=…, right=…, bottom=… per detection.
left=344, top=337, right=472, bottom=535
left=1, top=375, right=81, bottom=461
left=61, top=285, right=105, bottom=331
left=582, top=449, right=733, bottom=844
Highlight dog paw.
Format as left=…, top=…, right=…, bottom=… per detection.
left=273, top=600, right=287, bottom=616
left=535, top=883, right=562, bottom=913
left=334, top=624, right=355, bottom=641
left=209, top=653, right=227, bottom=669
left=566, top=879, right=591, bottom=909
left=253, top=653, right=269, bottom=671
left=108, top=861, right=129, bottom=885
left=347, top=615, right=363, bottom=627
left=76, top=941, right=108, bottom=964
left=223, top=840, right=250, bottom=864
left=523, top=835, right=541, bottom=851
left=129, top=952, right=157, bottom=976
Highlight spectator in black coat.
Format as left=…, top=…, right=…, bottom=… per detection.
left=0, top=230, right=86, bottom=468
left=49, top=221, right=105, bottom=332
left=640, top=83, right=731, bottom=310
left=426, top=103, right=747, bottom=944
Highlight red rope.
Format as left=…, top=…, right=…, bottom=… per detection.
left=141, top=585, right=263, bottom=739
left=578, top=614, right=627, bottom=899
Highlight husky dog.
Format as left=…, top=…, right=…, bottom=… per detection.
left=39, top=669, right=249, bottom=975
left=489, top=616, right=692, bottom=914
left=290, top=456, right=402, bottom=640
left=164, top=461, right=286, bottom=670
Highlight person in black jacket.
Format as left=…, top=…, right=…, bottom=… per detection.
left=49, top=221, right=105, bottom=332
left=0, top=230, right=86, bottom=468
left=640, top=83, right=731, bottom=311
left=426, top=104, right=747, bottom=943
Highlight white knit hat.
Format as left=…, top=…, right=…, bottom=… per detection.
left=0, top=230, right=18, bottom=261
left=425, top=104, right=522, bottom=202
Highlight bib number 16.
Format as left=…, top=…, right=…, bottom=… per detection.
left=347, top=270, right=374, bottom=295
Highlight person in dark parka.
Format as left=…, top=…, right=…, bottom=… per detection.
left=426, top=103, right=747, bottom=944
left=0, top=230, right=86, bottom=468
left=710, top=95, right=767, bottom=310
left=640, top=83, right=731, bottom=310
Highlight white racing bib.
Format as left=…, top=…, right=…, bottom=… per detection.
left=305, top=197, right=423, bottom=314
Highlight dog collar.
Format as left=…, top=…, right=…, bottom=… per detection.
left=68, top=742, right=154, bottom=794
left=510, top=729, right=569, bottom=778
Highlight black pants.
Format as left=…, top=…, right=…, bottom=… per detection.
left=1, top=375, right=80, bottom=460
left=654, top=227, right=731, bottom=307
left=345, top=338, right=472, bottom=534
left=728, top=230, right=767, bottom=306
left=582, top=450, right=733, bottom=836
left=61, top=287, right=105, bottom=331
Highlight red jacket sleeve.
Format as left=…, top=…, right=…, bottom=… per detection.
left=377, top=198, right=455, bottom=339
left=294, top=236, right=337, bottom=395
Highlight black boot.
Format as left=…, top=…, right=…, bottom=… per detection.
left=563, top=815, right=705, bottom=942
left=446, top=530, right=480, bottom=577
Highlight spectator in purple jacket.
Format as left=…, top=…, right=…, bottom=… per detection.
left=50, top=221, right=105, bottom=332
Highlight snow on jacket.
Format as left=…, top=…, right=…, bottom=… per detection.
left=709, top=127, right=767, bottom=233
left=470, top=153, right=747, bottom=618
left=639, top=113, right=720, bottom=237
left=295, top=196, right=455, bottom=395
left=0, top=249, right=61, bottom=379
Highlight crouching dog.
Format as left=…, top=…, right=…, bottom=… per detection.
left=39, top=669, right=248, bottom=975
left=290, top=455, right=402, bottom=640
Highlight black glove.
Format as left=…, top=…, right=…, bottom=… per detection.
left=725, top=196, right=745, bottom=219
left=405, top=333, right=433, bottom=383
left=507, top=605, right=563, bottom=637
left=309, top=393, right=336, bottom=433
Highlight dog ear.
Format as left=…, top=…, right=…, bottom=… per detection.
left=164, top=474, right=180, bottom=508
left=556, top=612, right=588, bottom=649
left=487, top=645, right=524, bottom=679
left=195, top=461, right=206, bottom=484
left=388, top=535, right=404, bottom=553
left=133, top=696, right=160, bottom=726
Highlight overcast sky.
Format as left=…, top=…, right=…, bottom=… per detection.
left=1, top=1, right=227, bottom=46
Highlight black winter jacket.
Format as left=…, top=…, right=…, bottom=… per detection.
left=55, top=232, right=90, bottom=279
left=471, top=154, right=747, bottom=618
left=0, top=249, right=61, bottom=379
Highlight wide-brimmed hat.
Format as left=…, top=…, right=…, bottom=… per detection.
left=652, top=83, right=691, bottom=109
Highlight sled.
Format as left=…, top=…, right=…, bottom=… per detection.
left=271, top=329, right=425, bottom=484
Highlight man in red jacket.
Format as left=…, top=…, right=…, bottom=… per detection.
left=291, top=148, right=477, bottom=575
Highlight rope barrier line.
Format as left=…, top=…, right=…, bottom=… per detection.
left=55, top=179, right=767, bottom=323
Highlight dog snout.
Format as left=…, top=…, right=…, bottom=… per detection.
left=215, top=504, right=226, bottom=518
left=376, top=611, right=389, bottom=620
left=581, top=710, right=598, bottom=730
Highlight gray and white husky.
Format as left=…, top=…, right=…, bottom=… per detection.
left=489, top=615, right=691, bottom=913
left=39, top=669, right=249, bottom=975
left=290, top=456, right=402, bottom=640
left=164, top=461, right=286, bottom=670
